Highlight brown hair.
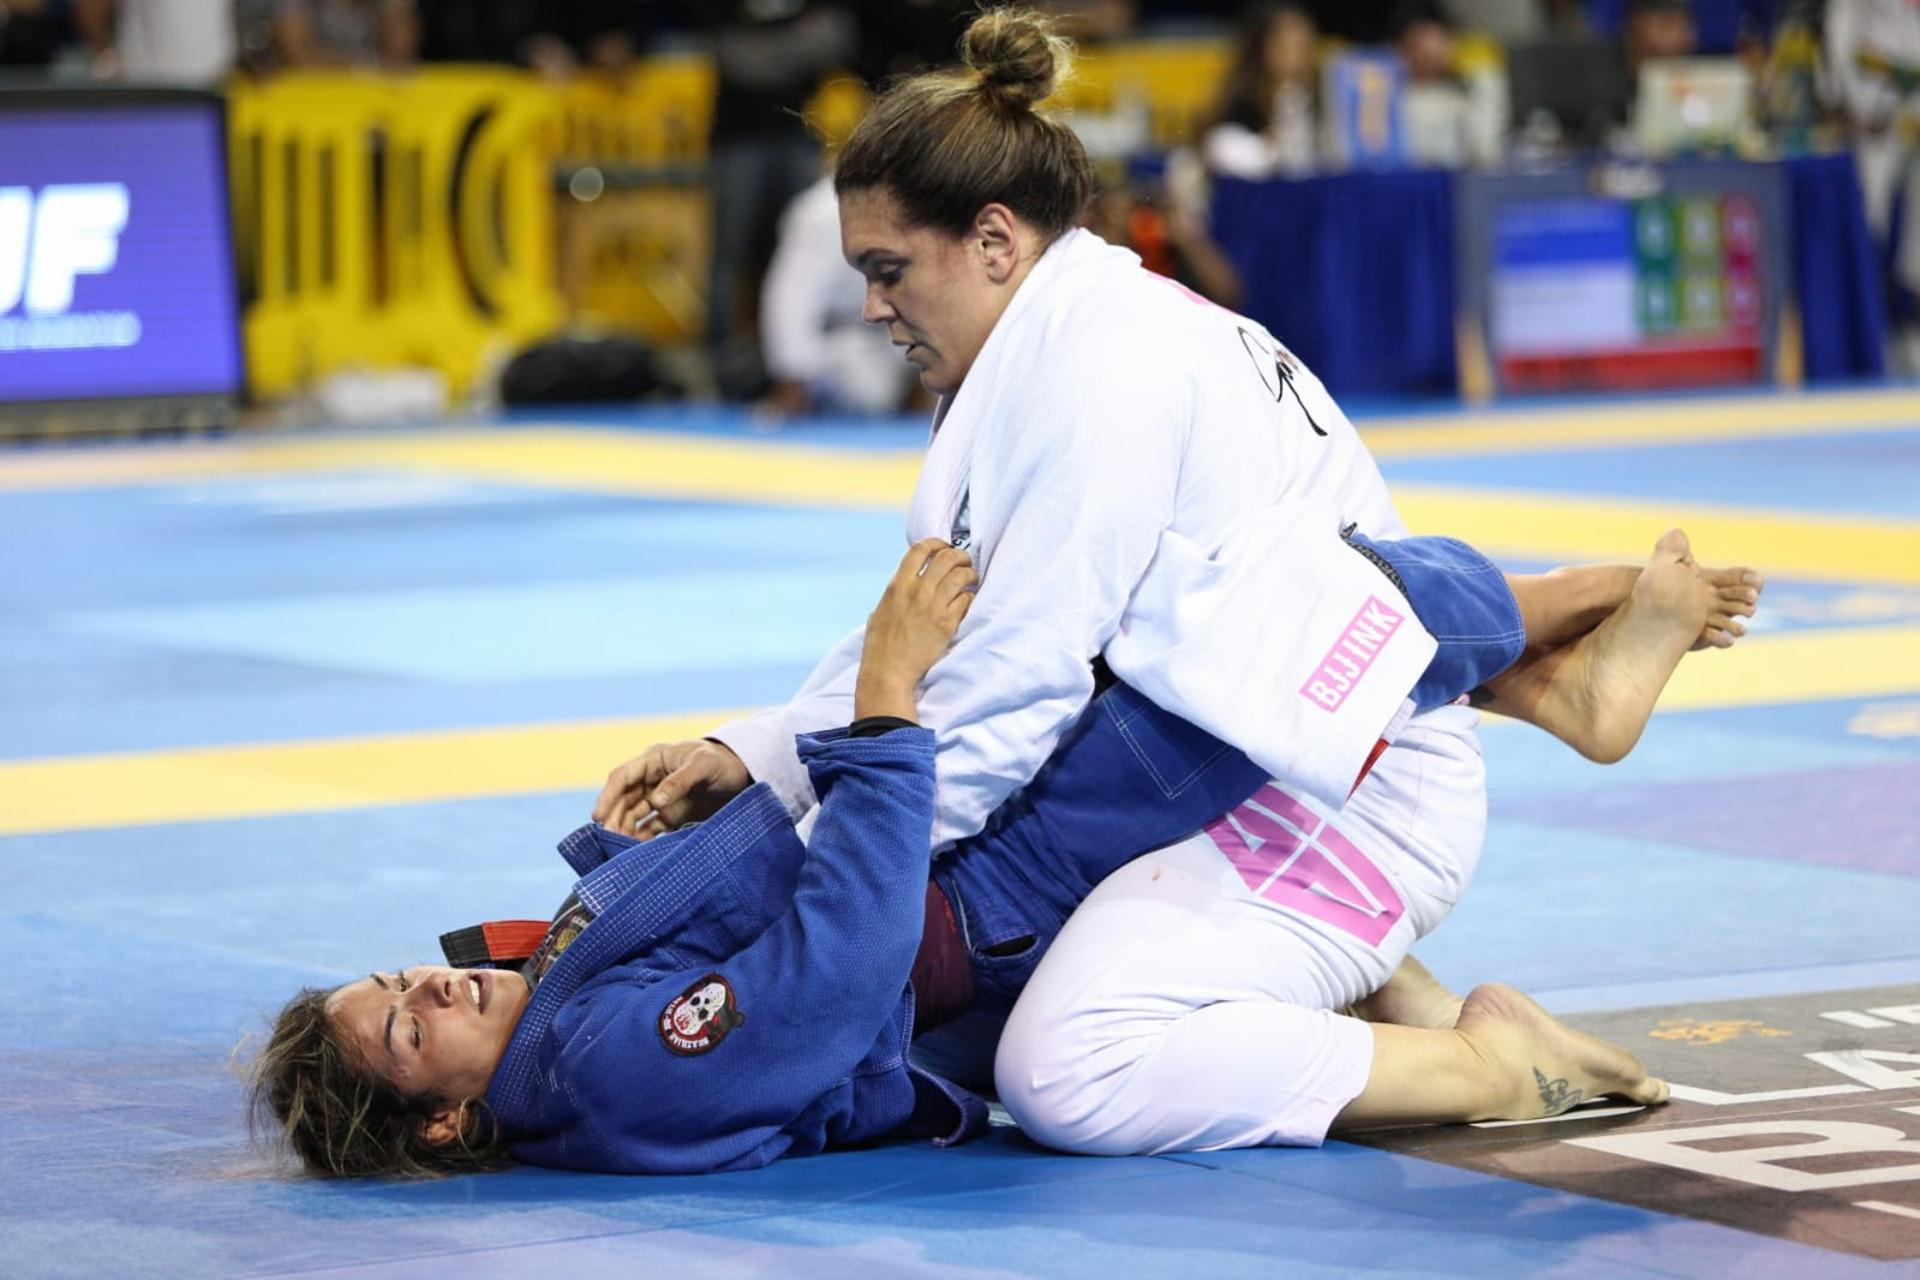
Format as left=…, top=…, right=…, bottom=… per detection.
left=245, top=986, right=507, bottom=1179
left=834, top=7, right=1093, bottom=239
left=1202, top=3, right=1318, bottom=138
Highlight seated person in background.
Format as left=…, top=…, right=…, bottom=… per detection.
left=269, top=0, right=420, bottom=71
left=1398, top=4, right=1477, bottom=166
left=1200, top=2, right=1324, bottom=179
left=249, top=523, right=1758, bottom=1177
left=759, top=176, right=922, bottom=419
left=1827, top=0, right=1920, bottom=361
left=1084, top=179, right=1245, bottom=310
left=1626, top=0, right=1701, bottom=73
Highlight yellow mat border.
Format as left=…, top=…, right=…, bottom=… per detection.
left=4, top=623, right=1917, bottom=837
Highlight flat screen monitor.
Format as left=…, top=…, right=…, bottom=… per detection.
left=1455, top=161, right=1791, bottom=395
left=0, top=91, right=244, bottom=410
left=1506, top=38, right=1631, bottom=148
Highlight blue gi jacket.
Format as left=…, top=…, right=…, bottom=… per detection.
left=486, top=727, right=986, bottom=1175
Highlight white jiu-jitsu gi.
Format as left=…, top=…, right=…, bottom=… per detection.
left=712, top=229, right=1439, bottom=849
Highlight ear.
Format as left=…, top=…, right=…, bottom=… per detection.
left=419, top=1099, right=468, bottom=1149
left=971, top=203, right=1023, bottom=284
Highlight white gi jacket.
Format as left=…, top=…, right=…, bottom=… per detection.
left=713, top=230, right=1438, bottom=849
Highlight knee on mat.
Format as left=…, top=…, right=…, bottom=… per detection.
left=993, top=1017, right=1144, bottom=1157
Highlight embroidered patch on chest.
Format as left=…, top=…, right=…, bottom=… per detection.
left=658, top=973, right=746, bottom=1056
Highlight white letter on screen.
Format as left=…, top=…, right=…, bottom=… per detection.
left=26, top=184, right=130, bottom=316
left=0, top=188, right=32, bottom=314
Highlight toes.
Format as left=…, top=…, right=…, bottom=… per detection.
left=1654, top=528, right=1692, bottom=563
left=1629, top=1076, right=1671, bottom=1106
left=1702, top=565, right=1764, bottom=600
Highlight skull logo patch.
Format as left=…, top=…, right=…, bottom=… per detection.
left=659, top=973, right=746, bottom=1056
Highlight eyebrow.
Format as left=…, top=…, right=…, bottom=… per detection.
left=368, top=974, right=397, bottom=1057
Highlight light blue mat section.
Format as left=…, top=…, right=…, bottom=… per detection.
left=62, top=567, right=891, bottom=683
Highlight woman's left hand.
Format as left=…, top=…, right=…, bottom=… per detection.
left=854, top=539, right=978, bottom=721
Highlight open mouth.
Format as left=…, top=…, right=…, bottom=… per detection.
left=467, top=972, right=487, bottom=1013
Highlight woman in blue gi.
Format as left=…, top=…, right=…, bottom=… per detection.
left=251, top=527, right=1737, bottom=1178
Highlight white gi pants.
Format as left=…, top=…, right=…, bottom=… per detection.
left=994, top=709, right=1487, bottom=1155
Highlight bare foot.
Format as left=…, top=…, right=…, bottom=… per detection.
left=1479, top=529, right=1712, bottom=764
left=1351, top=954, right=1464, bottom=1030
left=1454, top=982, right=1670, bottom=1118
left=1690, top=562, right=1764, bottom=651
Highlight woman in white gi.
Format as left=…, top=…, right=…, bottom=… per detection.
left=593, top=9, right=1760, bottom=1154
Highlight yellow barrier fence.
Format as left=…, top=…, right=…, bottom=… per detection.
left=228, top=69, right=564, bottom=401
left=226, top=41, right=1235, bottom=401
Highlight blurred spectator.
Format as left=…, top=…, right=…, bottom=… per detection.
left=1396, top=3, right=1475, bottom=165
left=1827, top=0, right=1920, bottom=358
left=1037, top=0, right=1138, bottom=43
left=1624, top=0, right=1697, bottom=73
left=1435, top=0, right=1553, bottom=44
left=757, top=176, right=917, bottom=418
left=1752, top=0, right=1819, bottom=145
left=1085, top=179, right=1244, bottom=307
left=849, top=1, right=1127, bottom=92
left=1, top=0, right=63, bottom=67
left=1199, top=2, right=1323, bottom=179
left=268, top=0, right=418, bottom=70
left=701, top=0, right=856, bottom=401
left=76, top=0, right=236, bottom=82
left=1587, top=0, right=1780, bottom=55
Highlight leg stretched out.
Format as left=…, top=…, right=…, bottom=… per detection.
left=1352, top=527, right=1762, bottom=766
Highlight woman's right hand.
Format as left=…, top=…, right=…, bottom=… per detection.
left=854, top=539, right=978, bottom=722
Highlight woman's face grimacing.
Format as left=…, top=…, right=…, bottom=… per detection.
left=327, top=964, right=530, bottom=1132
left=839, top=187, right=1042, bottom=396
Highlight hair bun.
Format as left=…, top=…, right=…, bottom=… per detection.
left=961, top=8, right=1072, bottom=108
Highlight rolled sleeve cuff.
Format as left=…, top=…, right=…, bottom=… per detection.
left=708, top=712, right=818, bottom=821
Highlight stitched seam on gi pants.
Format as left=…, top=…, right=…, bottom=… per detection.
left=1429, top=625, right=1528, bottom=644
left=1107, top=698, right=1231, bottom=797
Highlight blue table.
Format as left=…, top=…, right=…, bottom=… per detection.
left=1209, top=153, right=1884, bottom=398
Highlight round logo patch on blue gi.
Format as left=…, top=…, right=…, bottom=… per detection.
left=659, top=973, right=746, bottom=1056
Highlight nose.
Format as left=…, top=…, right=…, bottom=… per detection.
left=862, top=283, right=894, bottom=326
left=408, top=973, right=456, bottom=1010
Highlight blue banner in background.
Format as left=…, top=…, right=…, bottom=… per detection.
left=0, top=103, right=243, bottom=403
